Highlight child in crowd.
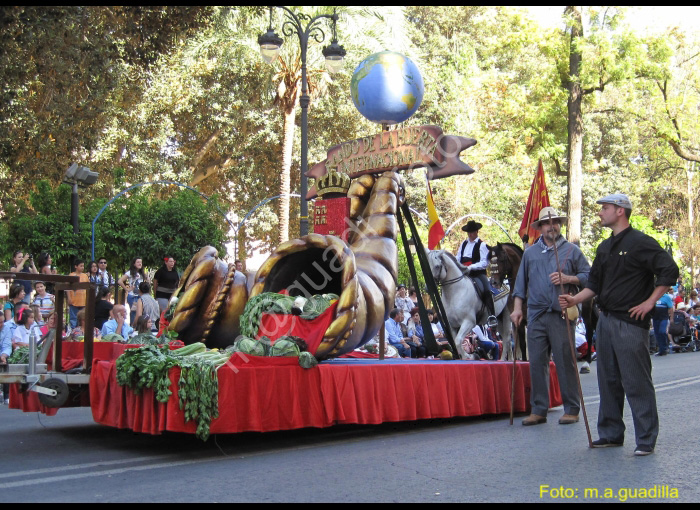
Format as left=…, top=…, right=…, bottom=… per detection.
left=12, top=308, right=36, bottom=349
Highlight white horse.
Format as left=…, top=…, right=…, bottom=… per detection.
left=427, top=249, right=511, bottom=360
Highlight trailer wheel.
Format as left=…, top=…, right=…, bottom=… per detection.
left=38, top=378, right=70, bottom=408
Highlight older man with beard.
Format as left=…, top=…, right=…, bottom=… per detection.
left=511, top=207, right=591, bottom=427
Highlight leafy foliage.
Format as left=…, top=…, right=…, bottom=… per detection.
left=1, top=6, right=700, bottom=283
left=0, top=179, right=227, bottom=273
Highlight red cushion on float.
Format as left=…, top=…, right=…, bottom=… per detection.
left=257, top=302, right=338, bottom=355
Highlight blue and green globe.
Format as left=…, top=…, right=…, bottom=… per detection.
left=350, top=51, right=424, bottom=125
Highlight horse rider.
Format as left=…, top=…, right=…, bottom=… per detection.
left=456, top=220, right=496, bottom=326
left=511, top=206, right=590, bottom=427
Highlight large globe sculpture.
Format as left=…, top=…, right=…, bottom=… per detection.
left=350, top=51, right=424, bottom=125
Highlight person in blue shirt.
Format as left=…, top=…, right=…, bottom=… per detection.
left=652, top=290, right=674, bottom=356
left=384, top=308, right=412, bottom=357
left=100, top=304, right=133, bottom=340
left=0, top=314, right=11, bottom=364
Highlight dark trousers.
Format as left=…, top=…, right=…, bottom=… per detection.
left=596, top=313, right=658, bottom=448
left=526, top=312, right=581, bottom=417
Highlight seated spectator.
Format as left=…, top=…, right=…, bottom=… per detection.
left=133, top=282, right=160, bottom=332
left=4, top=283, right=26, bottom=322
left=94, top=287, right=114, bottom=330
left=428, top=309, right=448, bottom=348
left=30, top=304, right=44, bottom=329
left=68, top=309, right=101, bottom=342
left=32, top=281, right=55, bottom=320
left=690, top=304, right=700, bottom=322
left=40, top=311, right=57, bottom=337
left=689, top=290, right=699, bottom=309
left=1, top=303, right=25, bottom=350
left=669, top=303, right=692, bottom=352
left=406, top=307, right=421, bottom=337
left=401, top=308, right=426, bottom=358
left=414, top=308, right=449, bottom=354
left=471, top=325, right=500, bottom=361
left=408, top=287, right=419, bottom=308
left=134, top=314, right=154, bottom=335
left=384, top=308, right=413, bottom=357
left=12, top=307, right=37, bottom=349
left=100, top=304, right=133, bottom=340
left=0, top=314, right=10, bottom=365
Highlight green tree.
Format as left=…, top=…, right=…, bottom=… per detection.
left=0, top=179, right=228, bottom=274
left=0, top=6, right=214, bottom=212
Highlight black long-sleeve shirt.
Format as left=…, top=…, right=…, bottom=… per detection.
left=586, top=226, right=679, bottom=328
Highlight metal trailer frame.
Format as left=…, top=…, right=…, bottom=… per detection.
left=0, top=272, right=94, bottom=407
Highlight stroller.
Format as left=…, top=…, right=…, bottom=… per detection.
left=669, top=310, right=695, bottom=352
left=681, top=323, right=700, bottom=352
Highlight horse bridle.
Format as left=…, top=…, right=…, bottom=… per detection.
left=431, top=252, right=465, bottom=287
left=488, top=249, right=509, bottom=285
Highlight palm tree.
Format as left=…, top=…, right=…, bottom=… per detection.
left=272, top=47, right=330, bottom=244
left=266, top=6, right=413, bottom=244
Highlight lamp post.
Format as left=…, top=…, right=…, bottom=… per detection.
left=63, top=163, right=98, bottom=266
left=63, top=163, right=98, bottom=235
left=258, top=6, right=346, bottom=237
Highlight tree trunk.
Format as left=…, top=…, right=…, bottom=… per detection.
left=566, top=5, right=584, bottom=246
left=688, top=163, right=695, bottom=285
left=279, top=107, right=296, bottom=245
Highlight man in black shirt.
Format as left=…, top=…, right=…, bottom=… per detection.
left=560, top=194, right=678, bottom=457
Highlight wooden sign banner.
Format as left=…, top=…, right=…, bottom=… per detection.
left=306, top=125, right=477, bottom=199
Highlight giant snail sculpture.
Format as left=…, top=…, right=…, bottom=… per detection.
left=167, top=170, right=406, bottom=360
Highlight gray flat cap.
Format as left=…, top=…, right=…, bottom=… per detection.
left=596, top=193, right=632, bottom=210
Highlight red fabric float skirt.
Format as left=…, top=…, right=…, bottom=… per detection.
left=9, top=341, right=564, bottom=436
left=88, top=356, right=562, bottom=435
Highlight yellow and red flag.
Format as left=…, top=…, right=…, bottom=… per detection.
left=518, top=159, right=550, bottom=244
left=427, top=177, right=445, bottom=249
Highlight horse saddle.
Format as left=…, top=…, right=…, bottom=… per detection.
left=470, top=277, right=507, bottom=302
left=468, top=277, right=500, bottom=306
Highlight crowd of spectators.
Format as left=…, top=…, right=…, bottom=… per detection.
left=370, top=284, right=504, bottom=361
left=0, top=251, right=234, bottom=404
left=651, top=280, right=700, bottom=355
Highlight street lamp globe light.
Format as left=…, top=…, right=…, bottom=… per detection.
left=322, top=39, right=346, bottom=74
left=257, top=6, right=346, bottom=237
left=258, top=28, right=283, bottom=63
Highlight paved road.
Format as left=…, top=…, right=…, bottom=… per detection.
left=1, top=352, right=699, bottom=502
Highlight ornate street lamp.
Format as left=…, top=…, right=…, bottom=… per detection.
left=258, top=6, right=346, bottom=237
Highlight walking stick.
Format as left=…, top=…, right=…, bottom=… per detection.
left=548, top=211, right=593, bottom=448
left=509, top=326, right=519, bottom=425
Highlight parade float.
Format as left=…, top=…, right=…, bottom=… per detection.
left=0, top=51, right=561, bottom=440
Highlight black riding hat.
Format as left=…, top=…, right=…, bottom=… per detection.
left=461, top=220, right=483, bottom=233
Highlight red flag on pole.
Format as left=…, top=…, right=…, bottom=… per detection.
left=518, top=159, right=550, bottom=244
left=426, top=176, right=445, bottom=250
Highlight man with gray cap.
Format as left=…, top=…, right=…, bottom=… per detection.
left=511, top=206, right=590, bottom=426
left=560, top=193, right=678, bottom=456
